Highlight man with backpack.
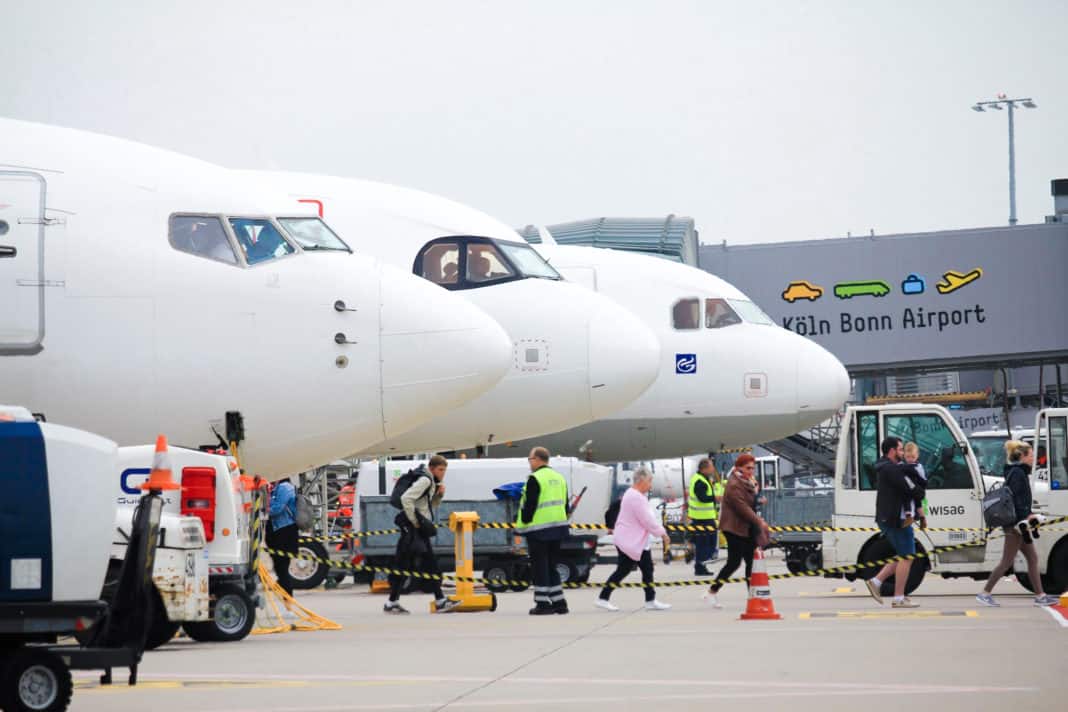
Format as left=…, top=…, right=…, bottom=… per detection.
left=267, top=477, right=299, bottom=596
left=384, top=455, right=460, bottom=615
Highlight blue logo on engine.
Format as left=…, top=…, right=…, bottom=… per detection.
left=675, top=353, right=697, bottom=374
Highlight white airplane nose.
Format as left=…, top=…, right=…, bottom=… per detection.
left=796, top=338, right=850, bottom=425
left=378, top=264, right=511, bottom=439
left=587, top=296, right=661, bottom=419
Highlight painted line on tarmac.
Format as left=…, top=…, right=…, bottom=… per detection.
left=190, top=683, right=1039, bottom=711
left=1041, top=605, right=1068, bottom=628
left=799, top=610, right=978, bottom=619
left=798, top=586, right=857, bottom=597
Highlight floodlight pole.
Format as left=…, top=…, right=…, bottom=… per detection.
left=972, top=95, right=1037, bottom=226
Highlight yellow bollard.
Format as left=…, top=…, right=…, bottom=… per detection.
left=432, top=511, right=497, bottom=612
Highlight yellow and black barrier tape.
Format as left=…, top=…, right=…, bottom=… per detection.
left=298, top=518, right=1068, bottom=544
left=277, top=515, right=1068, bottom=591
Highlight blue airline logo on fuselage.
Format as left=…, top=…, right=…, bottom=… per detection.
left=675, top=353, right=697, bottom=374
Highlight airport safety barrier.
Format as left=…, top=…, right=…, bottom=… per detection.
left=274, top=514, right=1068, bottom=592
left=298, top=519, right=1068, bottom=544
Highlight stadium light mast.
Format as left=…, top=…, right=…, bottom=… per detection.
left=971, top=93, right=1037, bottom=226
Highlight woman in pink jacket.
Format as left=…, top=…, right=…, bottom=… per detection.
left=596, top=468, right=672, bottom=611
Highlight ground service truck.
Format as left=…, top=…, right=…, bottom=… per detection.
left=113, top=446, right=259, bottom=646
left=817, top=403, right=1068, bottom=595
left=1, top=406, right=158, bottom=712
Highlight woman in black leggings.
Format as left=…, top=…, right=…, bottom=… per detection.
left=703, top=455, right=769, bottom=609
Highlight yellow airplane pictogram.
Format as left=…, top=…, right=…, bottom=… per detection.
left=936, top=268, right=983, bottom=295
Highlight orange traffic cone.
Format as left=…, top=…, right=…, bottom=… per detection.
left=740, top=547, right=781, bottom=620
left=140, top=434, right=181, bottom=491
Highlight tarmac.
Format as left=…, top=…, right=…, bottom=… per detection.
left=71, top=551, right=1067, bottom=712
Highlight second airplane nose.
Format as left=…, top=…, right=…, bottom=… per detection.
left=796, top=338, right=851, bottom=426
left=378, top=263, right=511, bottom=439
left=587, top=293, right=661, bottom=419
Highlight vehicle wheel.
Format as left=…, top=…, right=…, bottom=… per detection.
left=555, top=562, right=577, bottom=584
left=785, top=559, right=803, bottom=575
left=483, top=563, right=510, bottom=593
left=289, top=540, right=330, bottom=590
left=144, top=587, right=181, bottom=651
left=858, top=538, right=926, bottom=596
left=802, top=548, right=823, bottom=573
left=1044, top=542, right=1068, bottom=595
left=1014, top=572, right=1035, bottom=593
left=489, top=594, right=498, bottom=612
left=183, top=585, right=255, bottom=643
left=1, top=648, right=72, bottom=712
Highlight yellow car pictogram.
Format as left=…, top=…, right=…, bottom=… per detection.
left=782, top=280, right=825, bottom=303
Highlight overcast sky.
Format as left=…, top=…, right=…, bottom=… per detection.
left=4, top=1, right=1066, bottom=244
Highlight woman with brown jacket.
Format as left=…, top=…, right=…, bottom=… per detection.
left=703, top=454, right=770, bottom=609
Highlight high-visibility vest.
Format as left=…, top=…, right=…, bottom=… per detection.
left=515, top=466, right=569, bottom=534
left=688, top=473, right=719, bottom=520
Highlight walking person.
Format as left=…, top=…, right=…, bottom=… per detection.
left=267, top=477, right=299, bottom=597
left=703, top=454, right=770, bottom=609
left=597, top=468, right=672, bottom=611
left=976, top=441, right=1059, bottom=607
left=863, top=437, right=926, bottom=608
left=517, top=446, right=571, bottom=615
left=384, top=455, right=460, bottom=614
left=688, top=458, right=722, bottom=576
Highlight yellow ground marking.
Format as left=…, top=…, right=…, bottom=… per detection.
left=798, top=610, right=979, bottom=620
left=798, top=587, right=857, bottom=597
left=74, top=679, right=410, bottom=693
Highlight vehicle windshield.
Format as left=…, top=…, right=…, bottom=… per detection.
left=728, top=299, right=775, bottom=325
left=277, top=217, right=351, bottom=252
left=229, top=217, right=296, bottom=265
left=968, top=436, right=1007, bottom=477
left=497, top=242, right=561, bottom=280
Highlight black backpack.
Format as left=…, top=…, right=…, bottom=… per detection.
left=390, top=469, right=431, bottom=509
left=604, top=498, right=622, bottom=529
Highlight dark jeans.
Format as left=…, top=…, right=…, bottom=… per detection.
left=527, top=536, right=566, bottom=608
left=693, top=528, right=717, bottom=572
left=388, top=528, right=444, bottom=602
left=709, top=531, right=755, bottom=593
left=601, top=548, right=655, bottom=602
left=267, top=522, right=299, bottom=596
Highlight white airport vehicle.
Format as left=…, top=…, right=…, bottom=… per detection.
left=0, top=119, right=513, bottom=478
left=498, top=234, right=852, bottom=461
left=0, top=406, right=159, bottom=712
left=968, top=427, right=1037, bottom=478
left=239, top=172, right=661, bottom=456
left=115, top=446, right=253, bottom=646
left=821, top=404, right=1068, bottom=595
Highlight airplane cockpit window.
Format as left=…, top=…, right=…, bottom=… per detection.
left=168, top=215, right=238, bottom=265
left=229, top=217, right=296, bottom=265
left=672, top=298, right=700, bottom=330
left=705, top=298, right=743, bottom=329
left=466, top=243, right=516, bottom=284
left=414, top=237, right=558, bottom=291
left=728, top=299, right=775, bottom=325
left=420, top=242, right=461, bottom=285
left=497, top=242, right=561, bottom=280
left=277, top=217, right=351, bottom=253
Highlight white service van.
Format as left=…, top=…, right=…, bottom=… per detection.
left=821, top=404, right=1068, bottom=595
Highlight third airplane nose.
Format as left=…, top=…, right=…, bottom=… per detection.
left=378, top=263, right=511, bottom=439
left=587, top=294, right=661, bottom=419
left=796, top=338, right=851, bottom=426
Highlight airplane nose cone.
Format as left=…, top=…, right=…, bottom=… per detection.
left=796, top=339, right=850, bottom=426
left=587, top=296, right=661, bottom=419
left=378, top=264, right=511, bottom=439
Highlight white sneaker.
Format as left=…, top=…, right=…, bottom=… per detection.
left=645, top=599, right=672, bottom=611
left=595, top=598, right=620, bottom=612
left=702, top=592, right=723, bottom=609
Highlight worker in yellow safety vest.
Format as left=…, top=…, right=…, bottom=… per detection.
left=516, top=446, right=571, bottom=615
left=688, top=458, right=724, bottom=576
